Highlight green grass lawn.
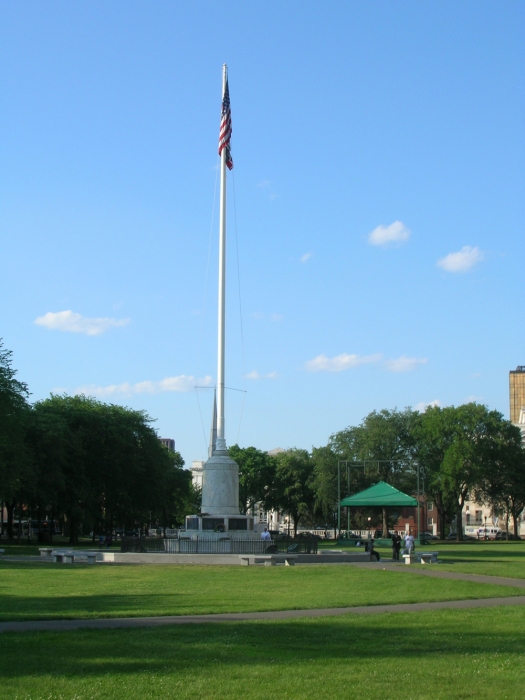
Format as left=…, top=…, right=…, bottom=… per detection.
left=334, top=540, right=525, bottom=579
left=0, top=561, right=521, bottom=622
left=0, top=606, right=524, bottom=699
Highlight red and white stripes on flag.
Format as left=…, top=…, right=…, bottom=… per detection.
left=218, top=78, right=233, bottom=170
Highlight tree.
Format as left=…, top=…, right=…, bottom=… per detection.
left=414, top=403, right=514, bottom=540
left=30, top=395, right=192, bottom=542
left=0, top=340, right=32, bottom=538
left=311, top=445, right=338, bottom=526
left=271, top=449, right=315, bottom=536
left=228, top=445, right=275, bottom=515
left=329, top=408, right=419, bottom=535
left=473, top=422, right=525, bottom=538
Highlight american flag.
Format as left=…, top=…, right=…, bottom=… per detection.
left=218, top=78, right=233, bottom=170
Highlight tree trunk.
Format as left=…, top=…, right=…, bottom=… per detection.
left=382, top=507, right=388, bottom=538
left=293, top=513, right=299, bottom=537
left=456, top=503, right=463, bottom=541
left=17, top=501, right=22, bottom=544
left=68, top=515, right=79, bottom=544
left=512, top=510, right=520, bottom=539
left=6, top=501, right=15, bottom=539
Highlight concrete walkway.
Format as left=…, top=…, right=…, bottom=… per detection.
left=1, top=595, right=525, bottom=633
left=351, top=561, right=525, bottom=588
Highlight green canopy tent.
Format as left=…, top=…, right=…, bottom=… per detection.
left=339, top=481, right=419, bottom=543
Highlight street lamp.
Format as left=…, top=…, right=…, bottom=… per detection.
left=368, top=516, right=372, bottom=539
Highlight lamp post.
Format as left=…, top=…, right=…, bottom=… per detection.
left=368, top=516, right=372, bottom=540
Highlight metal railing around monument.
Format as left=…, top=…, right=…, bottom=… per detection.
left=120, top=536, right=318, bottom=555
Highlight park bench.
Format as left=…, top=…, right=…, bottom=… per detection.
left=402, top=551, right=439, bottom=565
left=418, top=551, right=439, bottom=564
left=238, top=554, right=297, bottom=567
left=0, top=549, right=4, bottom=556
left=51, top=549, right=98, bottom=564
left=72, top=551, right=98, bottom=564
left=52, top=550, right=75, bottom=563
left=39, top=547, right=54, bottom=557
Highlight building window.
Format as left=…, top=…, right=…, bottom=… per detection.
left=427, top=517, right=433, bottom=527
left=427, top=502, right=433, bottom=511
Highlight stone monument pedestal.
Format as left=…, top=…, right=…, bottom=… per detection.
left=184, top=444, right=255, bottom=536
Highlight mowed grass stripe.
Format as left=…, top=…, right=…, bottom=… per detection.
left=0, top=562, right=521, bottom=621
left=0, top=606, right=524, bottom=699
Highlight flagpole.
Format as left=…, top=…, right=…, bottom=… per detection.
left=216, top=63, right=228, bottom=452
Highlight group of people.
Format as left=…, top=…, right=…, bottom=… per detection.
left=391, top=531, right=414, bottom=561
left=365, top=531, right=415, bottom=562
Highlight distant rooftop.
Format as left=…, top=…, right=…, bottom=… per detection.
left=511, top=366, right=525, bottom=373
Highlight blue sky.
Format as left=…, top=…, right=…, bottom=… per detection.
left=1, top=1, right=524, bottom=467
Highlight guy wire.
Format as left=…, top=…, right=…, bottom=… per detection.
left=231, top=169, right=247, bottom=444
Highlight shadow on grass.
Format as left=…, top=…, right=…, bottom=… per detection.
left=0, top=593, right=192, bottom=621
left=0, top=608, right=524, bottom=680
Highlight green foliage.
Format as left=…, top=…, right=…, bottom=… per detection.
left=228, top=444, right=276, bottom=515
left=29, top=394, right=190, bottom=541
left=414, top=403, right=521, bottom=539
left=0, top=340, right=32, bottom=507
left=271, top=449, right=316, bottom=534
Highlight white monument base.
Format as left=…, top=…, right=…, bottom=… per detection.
left=201, top=449, right=239, bottom=515
left=184, top=513, right=255, bottom=535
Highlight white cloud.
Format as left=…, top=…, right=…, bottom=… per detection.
left=463, top=395, right=484, bottom=404
left=305, top=353, right=382, bottom=372
left=437, top=246, right=484, bottom=273
left=415, top=399, right=441, bottom=413
left=256, top=180, right=278, bottom=200
left=251, top=312, right=283, bottom=322
left=385, top=356, right=427, bottom=372
left=75, top=375, right=213, bottom=397
left=245, top=370, right=278, bottom=380
left=35, top=310, right=129, bottom=336
left=367, top=221, right=410, bottom=247
left=300, top=252, right=313, bottom=264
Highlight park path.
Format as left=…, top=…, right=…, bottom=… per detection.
left=2, top=563, right=525, bottom=633
left=350, top=561, right=525, bottom=588
left=1, top=596, right=525, bottom=633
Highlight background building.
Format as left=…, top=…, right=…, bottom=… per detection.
left=509, top=366, right=525, bottom=424
left=159, top=438, right=175, bottom=452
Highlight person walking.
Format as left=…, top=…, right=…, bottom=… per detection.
left=392, top=532, right=402, bottom=561
left=404, top=531, right=415, bottom=555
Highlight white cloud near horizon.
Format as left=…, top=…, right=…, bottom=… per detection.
left=300, top=252, right=312, bottom=263
left=75, top=375, right=213, bottom=397
left=245, top=370, right=278, bottom=380
left=385, top=356, right=427, bottom=372
left=251, top=312, right=283, bottom=322
left=368, top=221, right=410, bottom=247
left=437, top=246, right=483, bottom=272
left=415, top=399, right=441, bottom=413
left=35, top=310, right=129, bottom=336
left=305, top=353, right=382, bottom=372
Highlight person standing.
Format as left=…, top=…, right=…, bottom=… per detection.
left=392, top=532, right=402, bottom=561
left=261, top=528, right=271, bottom=541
